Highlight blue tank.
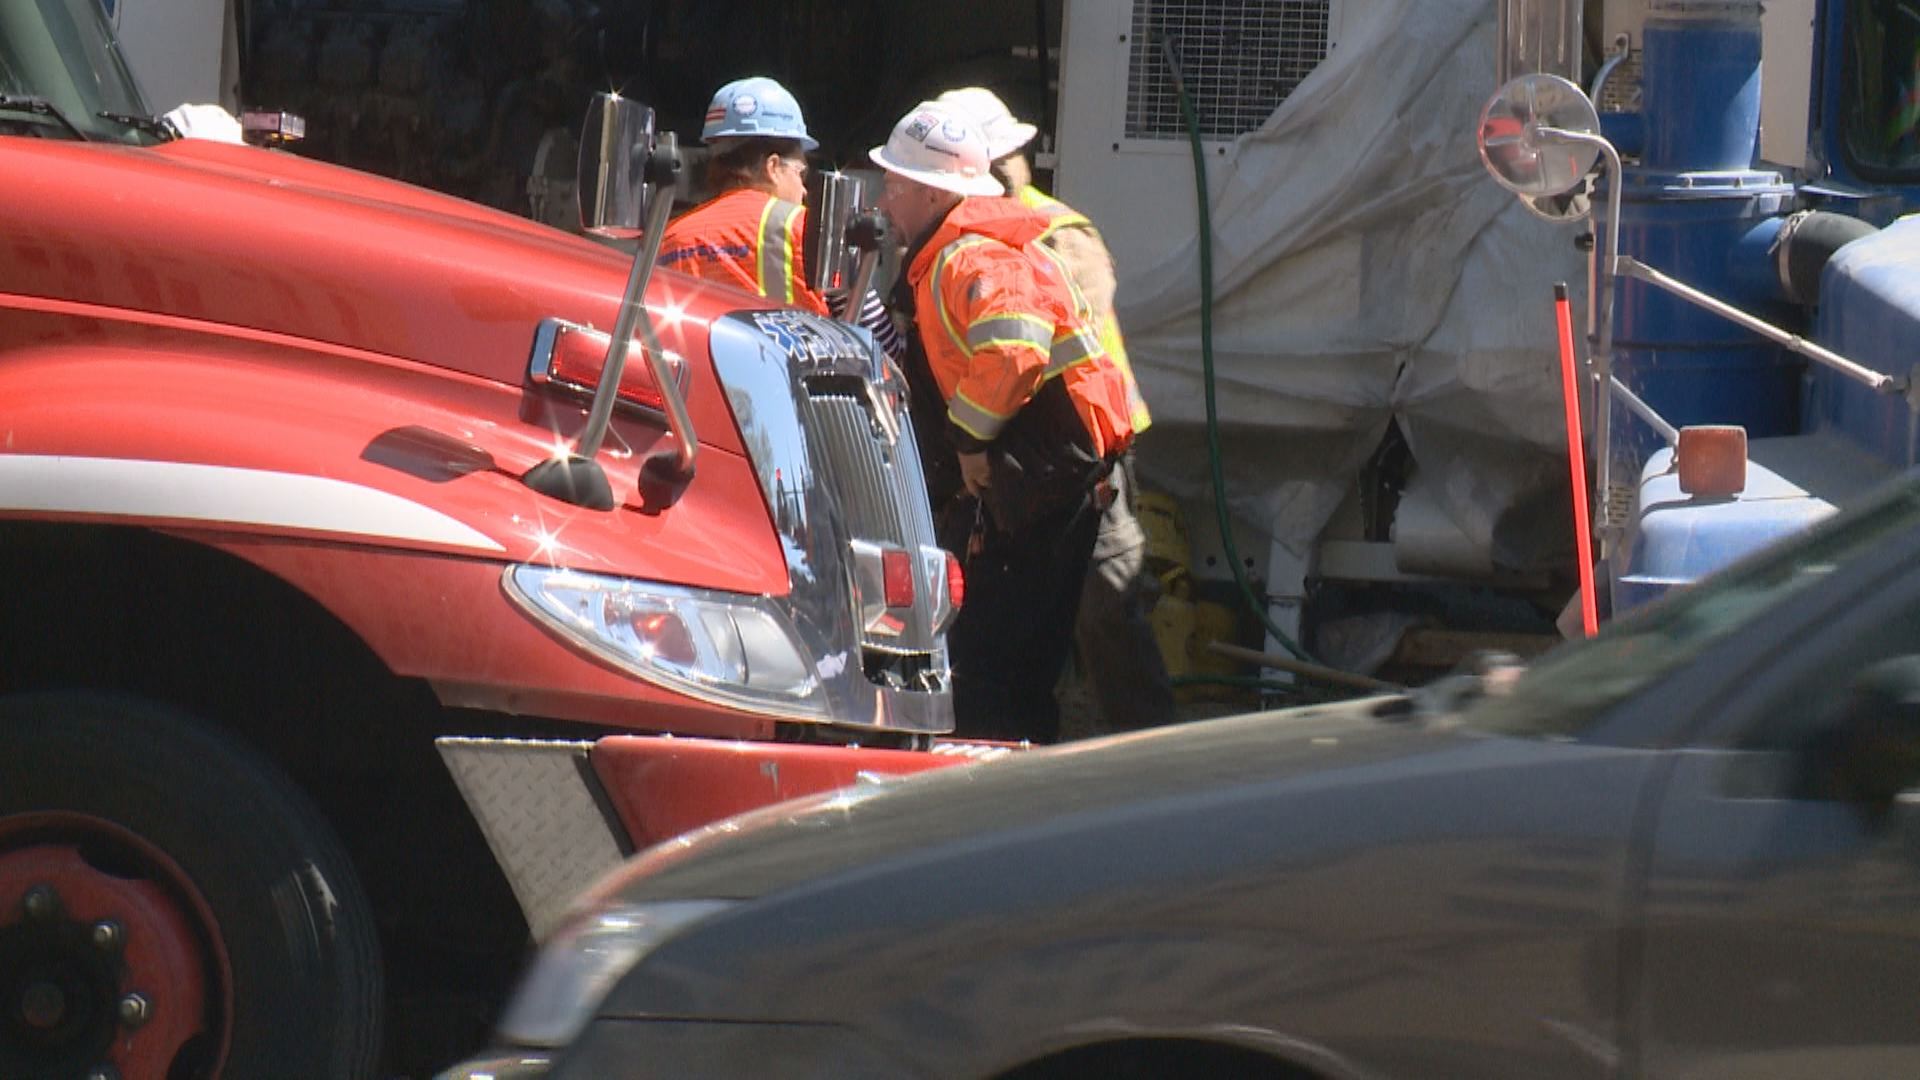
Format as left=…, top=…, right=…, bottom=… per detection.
left=1807, top=216, right=1920, bottom=468
left=1605, top=4, right=1798, bottom=457
left=1639, top=7, right=1764, bottom=171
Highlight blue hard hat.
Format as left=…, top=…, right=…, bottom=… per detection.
left=702, top=76, right=818, bottom=150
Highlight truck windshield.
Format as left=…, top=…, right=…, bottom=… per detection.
left=0, top=0, right=155, bottom=144
left=1460, top=473, right=1920, bottom=738
left=1842, top=0, right=1920, bottom=177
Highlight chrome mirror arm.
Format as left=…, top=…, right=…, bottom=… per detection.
left=1535, top=124, right=1624, bottom=551
left=525, top=136, right=695, bottom=511
left=838, top=212, right=888, bottom=330
left=577, top=139, right=692, bottom=467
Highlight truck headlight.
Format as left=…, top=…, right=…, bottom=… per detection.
left=496, top=900, right=733, bottom=1047
left=505, top=565, right=826, bottom=719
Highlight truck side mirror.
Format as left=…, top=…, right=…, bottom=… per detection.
left=577, top=92, right=654, bottom=240
left=805, top=170, right=869, bottom=295
left=1810, top=656, right=1920, bottom=820
left=525, top=91, right=694, bottom=512
left=1478, top=73, right=1602, bottom=204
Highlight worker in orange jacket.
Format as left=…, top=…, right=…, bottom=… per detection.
left=871, top=99, right=1141, bottom=742
left=659, top=77, right=905, bottom=357
left=938, top=87, right=1152, bottom=436
left=935, top=87, right=1176, bottom=737
left=658, top=77, right=826, bottom=313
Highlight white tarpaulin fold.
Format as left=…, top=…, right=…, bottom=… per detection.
left=1116, top=0, right=1585, bottom=572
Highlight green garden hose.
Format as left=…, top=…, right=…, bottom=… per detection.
left=1163, top=38, right=1313, bottom=663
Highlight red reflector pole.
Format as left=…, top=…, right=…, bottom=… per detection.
left=1555, top=283, right=1599, bottom=638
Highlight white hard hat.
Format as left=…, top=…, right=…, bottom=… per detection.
left=936, top=87, right=1037, bottom=160
left=703, top=76, right=818, bottom=151
left=868, top=102, right=1005, bottom=197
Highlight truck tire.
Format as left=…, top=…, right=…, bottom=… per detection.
left=0, top=692, right=383, bottom=1079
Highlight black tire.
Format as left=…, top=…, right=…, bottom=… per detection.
left=0, top=692, right=383, bottom=1079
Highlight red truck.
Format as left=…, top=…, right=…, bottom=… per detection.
left=0, top=2, right=977, bottom=1077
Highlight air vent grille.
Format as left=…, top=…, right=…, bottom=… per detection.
left=1125, top=0, right=1331, bottom=141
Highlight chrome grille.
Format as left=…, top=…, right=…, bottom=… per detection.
left=799, top=383, right=945, bottom=657
left=709, top=311, right=954, bottom=735
left=801, top=389, right=912, bottom=547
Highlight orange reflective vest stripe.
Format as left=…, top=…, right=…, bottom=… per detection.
left=657, top=189, right=827, bottom=315
left=908, top=198, right=1135, bottom=458
left=1015, top=185, right=1152, bottom=432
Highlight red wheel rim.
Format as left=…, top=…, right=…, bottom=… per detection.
left=0, top=812, right=234, bottom=1078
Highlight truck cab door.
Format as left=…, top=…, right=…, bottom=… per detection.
left=1813, top=0, right=1920, bottom=214
left=1632, top=545, right=1920, bottom=1077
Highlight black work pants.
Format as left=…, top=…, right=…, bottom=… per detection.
left=947, top=492, right=1101, bottom=744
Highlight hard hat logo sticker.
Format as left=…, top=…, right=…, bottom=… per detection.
left=733, top=94, right=759, bottom=117
left=905, top=115, right=936, bottom=142
left=941, top=121, right=970, bottom=143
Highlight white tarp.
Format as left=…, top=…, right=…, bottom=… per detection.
left=1115, top=0, right=1586, bottom=573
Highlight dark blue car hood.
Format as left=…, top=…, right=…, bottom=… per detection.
left=580, top=695, right=1473, bottom=907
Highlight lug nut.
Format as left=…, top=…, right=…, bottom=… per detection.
left=22, top=885, right=59, bottom=921
left=117, top=992, right=150, bottom=1028
left=91, top=920, right=123, bottom=952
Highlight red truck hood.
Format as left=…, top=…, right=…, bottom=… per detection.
left=0, top=136, right=752, bottom=391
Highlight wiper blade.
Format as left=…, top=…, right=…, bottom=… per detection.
left=96, top=111, right=173, bottom=140
left=0, top=95, right=86, bottom=141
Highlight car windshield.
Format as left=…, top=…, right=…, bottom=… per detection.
left=0, top=0, right=156, bottom=144
left=1460, top=473, right=1920, bottom=738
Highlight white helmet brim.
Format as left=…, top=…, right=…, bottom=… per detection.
left=867, top=145, right=1005, bottom=197
left=985, top=120, right=1038, bottom=160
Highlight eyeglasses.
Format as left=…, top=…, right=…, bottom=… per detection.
left=779, top=156, right=809, bottom=179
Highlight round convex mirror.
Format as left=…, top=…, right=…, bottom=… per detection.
left=1477, top=73, right=1602, bottom=199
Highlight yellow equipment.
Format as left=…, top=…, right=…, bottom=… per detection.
left=1136, top=488, right=1255, bottom=701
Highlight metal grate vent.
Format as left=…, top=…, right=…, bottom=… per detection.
left=1126, top=0, right=1331, bottom=141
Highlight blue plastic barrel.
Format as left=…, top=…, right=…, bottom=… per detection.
left=1610, top=176, right=1797, bottom=450
left=1640, top=6, right=1763, bottom=173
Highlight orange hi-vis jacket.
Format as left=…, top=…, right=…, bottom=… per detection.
left=907, top=197, right=1136, bottom=458
left=657, top=189, right=827, bottom=315
left=1015, top=184, right=1153, bottom=434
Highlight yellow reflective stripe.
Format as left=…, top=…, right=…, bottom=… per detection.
left=966, top=313, right=1054, bottom=352
left=1030, top=241, right=1117, bottom=381
left=930, top=234, right=996, bottom=358
left=1100, top=320, right=1153, bottom=431
left=1043, top=327, right=1102, bottom=377
left=755, top=198, right=800, bottom=305
left=779, top=203, right=804, bottom=304
left=947, top=390, right=1011, bottom=441
left=1034, top=242, right=1096, bottom=323
left=1018, top=185, right=1092, bottom=237
left=1027, top=221, right=1152, bottom=431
